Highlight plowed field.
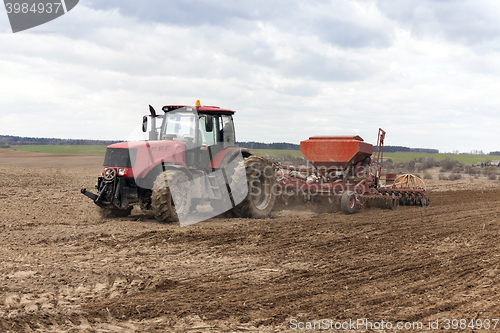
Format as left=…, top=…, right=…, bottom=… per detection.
left=1, top=151, right=499, bottom=332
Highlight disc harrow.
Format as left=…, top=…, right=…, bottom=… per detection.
left=380, top=174, right=429, bottom=207
left=274, top=129, right=430, bottom=213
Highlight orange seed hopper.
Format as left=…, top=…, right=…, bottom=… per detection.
left=300, top=135, right=373, bottom=169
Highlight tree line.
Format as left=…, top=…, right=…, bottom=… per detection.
left=236, top=141, right=439, bottom=154
left=236, top=141, right=300, bottom=150
left=379, top=146, right=439, bottom=154
left=2, top=135, right=496, bottom=155
left=0, top=135, right=120, bottom=147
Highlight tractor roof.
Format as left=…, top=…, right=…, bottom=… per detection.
left=162, top=105, right=235, bottom=115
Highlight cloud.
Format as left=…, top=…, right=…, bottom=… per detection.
left=374, top=0, right=500, bottom=46
left=0, top=0, right=500, bottom=153
left=86, top=0, right=297, bottom=29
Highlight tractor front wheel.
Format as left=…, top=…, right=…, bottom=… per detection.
left=151, top=170, right=191, bottom=223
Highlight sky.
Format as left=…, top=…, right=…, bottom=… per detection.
left=1, top=0, right=499, bottom=153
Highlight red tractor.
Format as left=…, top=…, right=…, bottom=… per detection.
left=81, top=101, right=276, bottom=225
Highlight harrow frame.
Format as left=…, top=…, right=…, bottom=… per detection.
left=274, top=129, right=429, bottom=213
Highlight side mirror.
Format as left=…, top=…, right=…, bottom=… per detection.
left=205, top=116, right=213, bottom=132
left=142, top=116, right=148, bottom=132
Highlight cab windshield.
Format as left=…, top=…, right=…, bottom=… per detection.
left=160, top=108, right=197, bottom=141
left=160, top=108, right=236, bottom=148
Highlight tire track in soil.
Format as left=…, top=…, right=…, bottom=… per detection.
left=82, top=190, right=500, bottom=329
left=1, top=164, right=500, bottom=332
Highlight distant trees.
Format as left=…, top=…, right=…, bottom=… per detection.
left=0, top=135, right=120, bottom=146
left=418, top=156, right=437, bottom=170
left=237, top=141, right=300, bottom=150
left=439, top=157, right=457, bottom=172
left=2, top=134, right=498, bottom=157
left=376, top=146, right=439, bottom=154
left=235, top=142, right=441, bottom=153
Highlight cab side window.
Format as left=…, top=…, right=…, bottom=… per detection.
left=221, top=115, right=235, bottom=147
left=199, top=116, right=217, bottom=147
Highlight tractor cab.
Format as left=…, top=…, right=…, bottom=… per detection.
left=143, top=101, right=236, bottom=169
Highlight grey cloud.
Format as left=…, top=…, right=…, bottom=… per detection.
left=374, top=0, right=500, bottom=46
left=270, top=3, right=395, bottom=50
left=85, top=0, right=395, bottom=49
left=279, top=51, right=380, bottom=82
left=221, top=38, right=278, bottom=69
left=5, top=0, right=500, bottom=152
left=313, top=19, right=393, bottom=48
left=85, top=0, right=298, bottom=27
left=280, top=83, right=320, bottom=97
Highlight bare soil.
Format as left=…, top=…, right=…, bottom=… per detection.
left=1, top=151, right=500, bottom=332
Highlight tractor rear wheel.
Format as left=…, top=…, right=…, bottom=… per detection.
left=152, top=170, right=191, bottom=223
left=232, top=156, right=276, bottom=218
left=341, top=191, right=357, bottom=214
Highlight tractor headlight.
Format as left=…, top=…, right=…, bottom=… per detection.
left=103, top=167, right=117, bottom=181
